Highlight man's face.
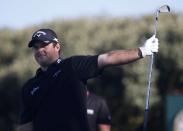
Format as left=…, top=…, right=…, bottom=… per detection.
left=32, top=42, right=60, bottom=68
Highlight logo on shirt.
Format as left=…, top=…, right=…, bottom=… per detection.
left=87, top=109, right=94, bottom=115
left=53, top=70, right=61, bottom=77
left=30, top=86, right=40, bottom=95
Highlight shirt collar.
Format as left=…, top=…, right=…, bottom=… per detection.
left=36, top=58, right=62, bottom=77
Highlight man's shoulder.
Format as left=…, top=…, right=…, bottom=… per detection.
left=64, top=55, right=98, bottom=62
left=61, top=55, right=98, bottom=70
left=22, top=76, right=37, bottom=90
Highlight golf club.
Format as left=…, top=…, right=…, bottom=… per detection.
left=143, top=5, right=170, bottom=131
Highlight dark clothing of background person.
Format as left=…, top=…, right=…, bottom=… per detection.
left=87, top=93, right=111, bottom=131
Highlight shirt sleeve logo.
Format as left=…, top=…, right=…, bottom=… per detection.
left=87, top=109, right=94, bottom=115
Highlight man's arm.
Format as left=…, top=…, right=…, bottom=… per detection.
left=98, top=35, right=158, bottom=68
left=18, top=122, right=33, bottom=131
left=98, top=124, right=111, bottom=131
left=98, top=48, right=142, bottom=68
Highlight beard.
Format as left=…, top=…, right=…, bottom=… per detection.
left=35, top=53, right=53, bottom=68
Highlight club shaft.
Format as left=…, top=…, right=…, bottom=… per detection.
left=154, top=13, right=158, bottom=36
left=143, top=10, right=157, bottom=131
left=146, top=54, right=154, bottom=109
left=143, top=54, right=154, bottom=131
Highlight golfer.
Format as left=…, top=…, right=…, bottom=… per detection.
left=19, top=28, right=158, bottom=131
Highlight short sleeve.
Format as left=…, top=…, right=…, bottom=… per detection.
left=70, top=55, right=102, bottom=80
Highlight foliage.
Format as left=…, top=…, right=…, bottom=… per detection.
left=0, top=13, right=182, bottom=131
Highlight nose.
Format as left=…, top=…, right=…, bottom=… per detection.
left=33, top=46, right=46, bottom=55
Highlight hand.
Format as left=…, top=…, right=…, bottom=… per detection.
left=139, top=35, right=159, bottom=57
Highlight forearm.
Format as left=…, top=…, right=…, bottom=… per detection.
left=98, top=48, right=142, bottom=68
left=98, top=124, right=111, bottom=131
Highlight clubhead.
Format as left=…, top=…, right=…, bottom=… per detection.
left=158, top=5, right=170, bottom=13
left=154, top=5, right=170, bottom=39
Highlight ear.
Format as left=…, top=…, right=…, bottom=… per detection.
left=55, top=43, right=61, bottom=51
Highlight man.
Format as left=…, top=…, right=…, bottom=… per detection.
left=87, top=90, right=111, bottom=131
left=19, top=28, right=158, bottom=131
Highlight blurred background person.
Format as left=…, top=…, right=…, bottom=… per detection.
left=87, top=88, right=111, bottom=131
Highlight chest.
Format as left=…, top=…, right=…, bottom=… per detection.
left=25, top=69, right=86, bottom=110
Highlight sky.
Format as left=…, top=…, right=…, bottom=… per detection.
left=1, top=0, right=183, bottom=29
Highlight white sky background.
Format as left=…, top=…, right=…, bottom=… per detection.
left=1, top=0, right=183, bottom=29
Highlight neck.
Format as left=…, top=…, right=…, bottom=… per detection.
left=40, top=57, right=60, bottom=71
left=41, top=66, right=48, bottom=71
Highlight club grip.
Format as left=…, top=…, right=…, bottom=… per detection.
left=143, top=109, right=149, bottom=131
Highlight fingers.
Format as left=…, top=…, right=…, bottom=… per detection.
left=151, top=35, right=156, bottom=39
left=149, top=35, right=156, bottom=41
left=151, top=38, right=159, bottom=53
left=139, top=35, right=159, bottom=57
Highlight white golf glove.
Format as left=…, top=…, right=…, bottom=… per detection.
left=139, top=35, right=159, bottom=57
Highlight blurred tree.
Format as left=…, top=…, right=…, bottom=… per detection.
left=0, top=13, right=182, bottom=131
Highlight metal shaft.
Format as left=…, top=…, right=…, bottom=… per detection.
left=143, top=54, right=154, bottom=131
